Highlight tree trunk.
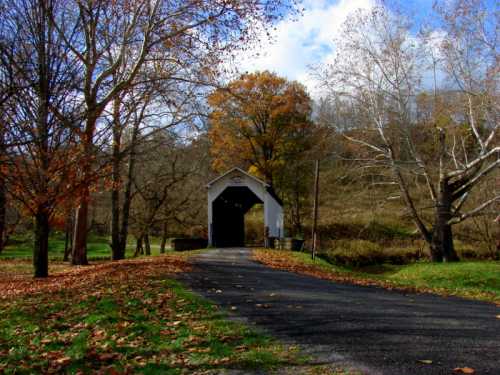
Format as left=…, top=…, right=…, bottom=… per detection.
left=292, top=184, right=302, bottom=236
left=111, top=182, right=121, bottom=259
left=72, top=192, right=89, bottom=265
left=63, top=212, right=73, bottom=262
left=33, top=212, right=50, bottom=278
left=160, top=221, right=168, bottom=253
left=144, top=234, right=151, bottom=255
left=0, top=174, right=5, bottom=254
left=430, top=183, right=459, bottom=262
left=63, top=213, right=74, bottom=262
left=117, top=121, right=140, bottom=259
left=72, top=122, right=96, bottom=266
left=110, top=98, right=123, bottom=260
left=134, top=235, right=143, bottom=257
left=0, top=124, right=5, bottom=254
left=496, top=236, right=500, bottom=260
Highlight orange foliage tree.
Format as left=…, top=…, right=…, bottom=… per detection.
left=208, top=71, right=321, bottom=234
left=208, top=71, right=315, bottom=188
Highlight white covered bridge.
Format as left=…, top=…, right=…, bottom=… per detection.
left=207, top=167, right=284, bottom=247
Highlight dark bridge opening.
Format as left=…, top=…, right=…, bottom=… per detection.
left=212, top=186, right=263, bottom=247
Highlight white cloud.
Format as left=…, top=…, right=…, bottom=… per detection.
left=233, top=0, right=375, bottom=97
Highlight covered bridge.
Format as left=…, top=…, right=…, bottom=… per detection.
left=207, top=167, right=284, bottom=247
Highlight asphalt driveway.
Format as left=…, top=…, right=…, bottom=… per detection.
left=178, top=248, right=500, bottom=375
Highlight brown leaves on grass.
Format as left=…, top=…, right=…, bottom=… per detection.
left=252, top=249, right=385, bottom=288
left=253, top=250, right=500, bottom=304
left=0, top=255, right=191, bottom=299
left=252, top=249, right=447, bottom=297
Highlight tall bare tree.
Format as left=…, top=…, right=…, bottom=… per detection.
left=317, top=2, right=498, bottom=262
left=51, top=0, right=295, bottom=265
left=0, top=0, right=80, bottom=276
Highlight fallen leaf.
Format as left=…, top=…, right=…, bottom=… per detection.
left=54, top=356, right=71, bottom=365
left=188, top=347, right=211, bottom=353
left=167, top=320, right=182, bottom=327
left=98, top=353, right=118, bottom=361
left=255, top=303, right=271, bottom=308
left=418, top=360, right=433, bottom=364
left=453, top=367, right=475, bottom=374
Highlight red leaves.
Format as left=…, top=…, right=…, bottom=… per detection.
left=453, top=367, right=475, bottom=374
left=0, top=256, right=191, bottom=299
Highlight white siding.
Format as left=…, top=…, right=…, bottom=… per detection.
left=207, top=168, right=284, bottom=246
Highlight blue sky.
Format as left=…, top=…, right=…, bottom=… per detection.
left=236, top=0, right=377, bottom=94
left=234, top=0, right=447, bottom=96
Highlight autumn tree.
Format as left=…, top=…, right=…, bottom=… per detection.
left=0, top=0, right=80, bottom=276
left=317, top=2, right=498, bottom=262
left=208, top=71, right=320, bottom=234
left=49, top=0, right=296, bottom=265
left=208, top=71, right=315, bottom=184
left=107, top=60, right=207, bottom=260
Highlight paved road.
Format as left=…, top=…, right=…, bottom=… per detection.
left=178, top=248, right=500, bottom=375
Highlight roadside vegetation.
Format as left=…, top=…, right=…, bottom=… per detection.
left=0, top=252, right=299, bottom=374
left=0, top=250, right=361, bottom=375
left=253, top=249, right=500, bottom=305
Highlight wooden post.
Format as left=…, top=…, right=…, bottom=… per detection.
left=311, top=160, right=320, bottom=260
left=264, top=226, right=270, bottom=248
left=495, top=215, right=500, bottom=259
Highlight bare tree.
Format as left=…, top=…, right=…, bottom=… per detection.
left=130, top=130, right=207, bottom=256
left=317, top=3, right=498, bottom=262
left=0, top=0, right=80, bottom=276
left=51, top=0, right=295, bottom=265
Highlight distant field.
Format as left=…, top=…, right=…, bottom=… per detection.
left=0, top=234, right=170, bottom=261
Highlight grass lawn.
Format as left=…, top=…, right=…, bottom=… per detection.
left=0, top=233, right=169, bottom=261
left=0, top=253, right=290, bottom=374
left=0, top=252, right=357, bottom=375
left=253, top=249, right=500, bottom=304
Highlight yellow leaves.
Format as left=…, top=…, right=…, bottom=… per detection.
left=208, top=71, right=314, bottom=179
left=210, top=357, right=231, bottom=366
left=166, top=320, right=182, bottom=327
left=187, top=347, right=211, bottom=353
left=54, top=356, right=71, bottom=365
left=418, top=359, right=433, bottom=364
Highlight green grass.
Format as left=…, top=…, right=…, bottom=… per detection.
left=0, top=233, right=171, bottom=261
left=255, top=249, right=500, bottom=304
left=382, top=262, right=500, bottom=298
left=0, top=251, right=359, bottom=374
left=0, top=262, right=297, bottom=374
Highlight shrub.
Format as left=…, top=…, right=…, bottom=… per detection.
left=455, top=241, right=496, bottom=260
left=314, top=221, right=416, bottom=244
left=319, top=239, right=425, bottom=267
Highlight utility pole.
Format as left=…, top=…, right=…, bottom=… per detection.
left=311, top=159, right=320, bottom=260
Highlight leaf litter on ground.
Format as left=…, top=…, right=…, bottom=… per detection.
left=0, top=254, right=306, bottom=374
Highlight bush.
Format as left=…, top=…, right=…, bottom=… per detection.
left=319, top=239, right=425, bottom=267
left=315, top=221, right=416, bottom=244
left=455, top=241, right=496, bottom=260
